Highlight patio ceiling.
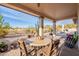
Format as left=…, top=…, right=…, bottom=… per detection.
left=0, top=3, right=78, bottom=21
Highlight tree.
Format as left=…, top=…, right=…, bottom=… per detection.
left=0, top=15, right=3, bottom=28
left=56, top=25, right=62, bottom=31
left=0, top=15, right=10, bottom=37
left=64, top=24, right=77, bottom=29
left=3, top=22, right=10, bottom=29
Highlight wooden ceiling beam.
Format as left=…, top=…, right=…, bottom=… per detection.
left=56, top=14, right=77, bottom=21
left=0, top=3, right=56, bottom=21
left=0, top=3, right=77, bottom=22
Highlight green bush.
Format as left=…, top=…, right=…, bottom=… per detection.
left=0, top=29, right=9, bottom=37
left=72, top=32, right=78, bottom=44
left=0, top=42, right=7, bottom=48
left=0, top=42, right=8, bottom=52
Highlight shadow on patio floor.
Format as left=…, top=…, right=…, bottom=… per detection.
left=59, top=46, right=79, bottom=56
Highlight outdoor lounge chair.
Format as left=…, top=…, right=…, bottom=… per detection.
left=17, top=39, right=35, bottom=56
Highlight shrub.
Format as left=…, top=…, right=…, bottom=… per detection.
left=0, top=42, right=8, bottom=52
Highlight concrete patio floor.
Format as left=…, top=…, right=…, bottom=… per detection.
left=60, top=46, right=79, bottom=56
left=0, top=36, right=79, bottom=56
left=0, top=44, right=79, bottom=56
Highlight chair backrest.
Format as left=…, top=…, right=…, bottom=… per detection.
left=18, top=39, right=27, bottom=56
left=49, top=40, right=60, bottom=56
left=54, top=40, right=60, bottom=48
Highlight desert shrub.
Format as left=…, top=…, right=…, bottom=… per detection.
left=0, top=42, right=8, bottom=52
left=13, top=29, right=18, bottom=34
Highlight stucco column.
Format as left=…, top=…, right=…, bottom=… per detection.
left=62, top=24, right=64, bottom=32
left=77, top=4, right=79, bottom=49
left=39, top=16, right=44, bottom=37
left=53, top=21, right=56, bottom=35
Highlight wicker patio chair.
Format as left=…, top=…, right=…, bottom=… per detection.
left=38, top=39, right=60, bottom=56
left=49, top=40, right=60, bottom=56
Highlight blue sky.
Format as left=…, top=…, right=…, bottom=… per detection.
left=0, top=6, right=74, bottom=28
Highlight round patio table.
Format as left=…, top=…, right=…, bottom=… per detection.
left=30, top=39, right=50, bottom=56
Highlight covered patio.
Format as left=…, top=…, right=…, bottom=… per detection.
left=0, top=3, right=79, bottom=56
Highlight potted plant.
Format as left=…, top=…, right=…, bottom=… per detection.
left=72, top=32, right=78, bottom=46
left=0, top=42, right=8, bottom=52
left=65, top=32, right=78, bottom=48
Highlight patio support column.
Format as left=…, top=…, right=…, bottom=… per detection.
left=77, top=4, right=79, bottom=49
left=39, top=16, right=44, bottom=37
left=53, top=21, right=56, bottom=35
left=62, top=24, right=64, bottom=32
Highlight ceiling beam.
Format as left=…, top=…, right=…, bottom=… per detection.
left=56, top=15, right=77, bottom=21
left=0, top=3, right=38, bottom=17
left=0, top=3, right=56, bottom=21
left=0, top=3, right=77, bottom=22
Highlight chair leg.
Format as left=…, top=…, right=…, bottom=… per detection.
left=40, top=53, right=44, bottom=56
left=20, top=51, right=22, bottom=56
left=57, top=50, right=61, bottom=56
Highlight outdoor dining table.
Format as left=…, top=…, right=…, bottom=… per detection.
left=29, top=38, right=50, bottom=56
